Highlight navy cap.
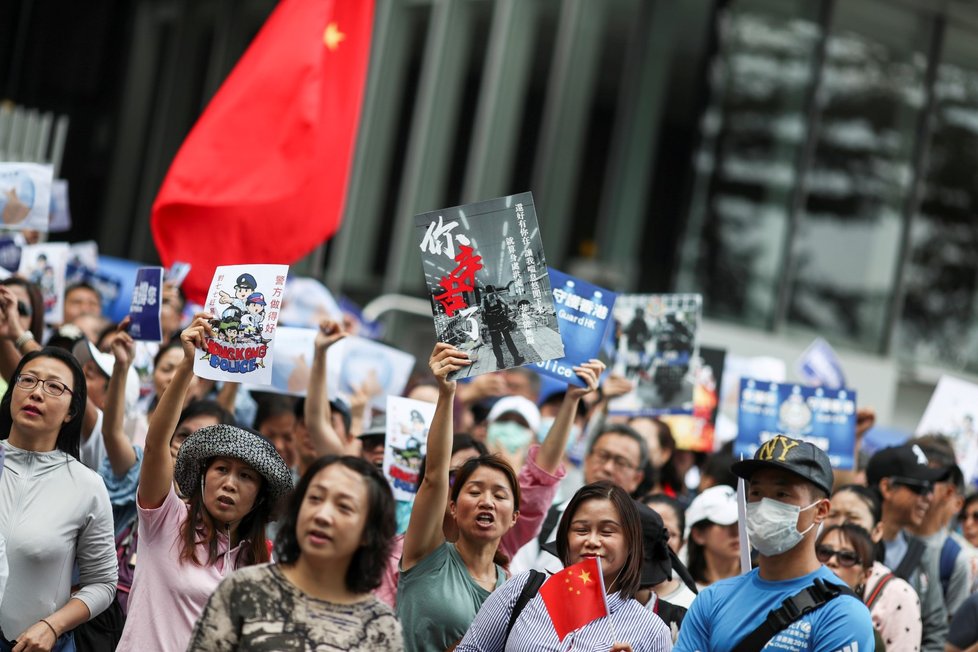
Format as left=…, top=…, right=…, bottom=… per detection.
left=866, top=444, right=950, bottom=488
left=235, top=273, right=257, bottom=289
left=732, top=436, right=834, bottom=496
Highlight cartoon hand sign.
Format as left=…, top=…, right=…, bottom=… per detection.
left=2, top=188, right=30, bottom=225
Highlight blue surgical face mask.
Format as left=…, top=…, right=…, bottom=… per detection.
left=488, top=421, right=533, bottom=454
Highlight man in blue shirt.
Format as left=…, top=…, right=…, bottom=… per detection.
left=675, top=436, right=875, bottom=652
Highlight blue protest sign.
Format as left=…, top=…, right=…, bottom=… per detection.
left=96, top=256, right=147, bottom=323
left=0, top=237, right=21, bottom=273
left=128, top=267, right=163, bottom=341
left=735, top=378, right=857, bottom=470
left=796, top=337, right=846, bottom=389
left=534, top=268, right=616, bottom=387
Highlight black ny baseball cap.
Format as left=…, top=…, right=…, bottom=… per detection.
left=732, top=436, right=834, bottom=496
left=866, top=444, right=950, bottom=488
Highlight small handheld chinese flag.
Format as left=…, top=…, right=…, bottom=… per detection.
left=151, top=0, right=374, bottom=303
left=538, top=557, right=610, bottom=641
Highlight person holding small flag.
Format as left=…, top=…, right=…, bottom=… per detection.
left=673, top=436, right=875, bottom=652
left=455, top=481, right=671, bottom=651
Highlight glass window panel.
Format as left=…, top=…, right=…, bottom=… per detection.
left=786, top=0, right=931, bottom=348
left=677, top=0, right=822, bottom=328
left=898, top=24, right=978, bottom=369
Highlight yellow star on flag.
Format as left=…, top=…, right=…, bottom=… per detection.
left=578, top=570, right=592, bottom=584
left=323, top=22, right=345, bottom=51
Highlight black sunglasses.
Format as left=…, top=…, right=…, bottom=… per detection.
left=815, top=545, right=861, bottom=568
left=16, top=301, right=30, bottom=318
left=890, top=476, right=933, bottom=495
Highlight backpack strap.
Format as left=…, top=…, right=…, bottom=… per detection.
left=865, top=572, right=895, bottom=610
left=504, top=570, right=547, bottom=642
left=939, top=536, right=961, bottom=595
left=893, top=536, right=926, bottom=581
left=537, top=504, right=563, bottom=548
left=731, top=578, right=856, bottom=652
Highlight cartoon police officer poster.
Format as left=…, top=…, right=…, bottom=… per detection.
left=194, top=264, right=289, bottom=386
left=385, top=396, right=434, bottom=501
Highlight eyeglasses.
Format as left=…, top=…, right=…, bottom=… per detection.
left=16, top=301, right=31, bottom=318
left=815, top=545, right=861, bottom=568
left=15, top=374, right=73, bottom=397
left=890, top=476, right=933, bottom=495
left=590, top=449, right=638, bottom=472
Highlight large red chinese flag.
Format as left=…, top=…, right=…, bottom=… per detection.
left=538, top=557, right=610, bottom=641
left=151, top=0, right=374, bottom=303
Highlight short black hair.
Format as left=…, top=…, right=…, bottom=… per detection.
left=589, top=423, right=649, bottom=469
left=253, top=394, right=296, bottom=431
left=274, top=455, right=395, bottom=593
left=178, top=400, right=235, bottom=429
left=65, top=281, right=102, bottom=303
left=417, top=434, right=489, bottom=487
left=642, top=493, right=686, bottom=542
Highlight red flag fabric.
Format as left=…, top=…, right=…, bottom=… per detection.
left=151, top=0, right=374, bottom=303
left=538, top=556, right=610, bottom=641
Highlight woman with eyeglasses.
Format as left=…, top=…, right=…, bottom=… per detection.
left=817, top=520, right=921, bottom=650
left=0, top=347, right=117, bottom=652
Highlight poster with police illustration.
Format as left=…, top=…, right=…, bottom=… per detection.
left=385, top=396, right=433, bottom=501
left=0, top=163, right=53, bottom=231
left=194, top=264, right=289, bottom=385
left=609, top=293, right=702, bottom=416
left=18, top=242, right=69, bottom=324
left=415, top=192, right=564, bottom=380
left=128, top=267, right=163, bottom=341
left=535, top=268, right=616, bottom=387
left=735, top=378, right=858, bottom=469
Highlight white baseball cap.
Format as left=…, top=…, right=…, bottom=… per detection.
left=684, top=485, right=738, bottom=538
left=487, top=395, right=541, bottom=432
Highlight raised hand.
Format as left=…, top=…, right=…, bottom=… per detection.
left=180, top=312, right=214, bottom=362
left=428, top=342, right=470, bottom=391
left=110, top=318, right=136, bottom=368
left=567, top=359, right=606, bottom=400
left=314, top=319, right=347, bottom=352
left=0, top=286, right=25, bottom=340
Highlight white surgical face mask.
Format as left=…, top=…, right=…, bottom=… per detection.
left=746, top=498, right=820, bottom=557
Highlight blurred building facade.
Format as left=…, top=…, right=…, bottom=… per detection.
left=6, top=0, right=978, bottom=430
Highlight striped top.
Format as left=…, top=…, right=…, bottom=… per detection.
left=456, top=570, right=672, bottom=652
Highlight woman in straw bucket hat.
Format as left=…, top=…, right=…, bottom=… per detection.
left=116, top=313, right=292, bottom=652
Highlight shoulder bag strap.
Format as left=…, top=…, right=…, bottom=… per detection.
left=504, top=570, right=547, bottom=642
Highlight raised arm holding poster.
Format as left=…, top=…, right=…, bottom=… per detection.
left=415, top=192, right=564, bottom=379
left=193, top=264, right=289, bottom=385
left=128, top=267, right=164, bottom=342
left=735, top=378, right=857, bottom=469
left=325, top=336, right=416, bottom=411
left=535, top=267, right=616, bottom=387
left=608, top=293, right=702, bottom=416
left=384, top=396, right=433, bottom=501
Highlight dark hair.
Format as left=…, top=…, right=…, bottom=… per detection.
left=701, top=453, right=738, bottom=489
left=179, top=455, right=274, bottom=568
left=152, top=336, right=184, bottom=370
left=832, top=484, right=882, bottom=527
left=960, top=493, right=978, bottom=523
left=555, top=481, right=644, bottom=599
left=65, top=281, right=102, bottom=304
left=418, top=434, right=489, bottom=484
left=816, top=523, right=874, bottom=572
left=0, top=348, right=88, bottom=460
left=274, top=455, right=395, bottom=593
left=686, top=525, right=710, bottom=585
left=178, top=400, right=236, bottom=429
left=253, top=394, right=297, bottom=431
left=450, top=454, right=521, bottom=512
left=589, top=423, right=650, bottom=470
left=642, top=493, right=686, bottom=543
left=1, top=277, right=44, bottom=340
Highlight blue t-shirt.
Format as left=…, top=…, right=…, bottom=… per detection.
left=674, top=566, right=875, bottom=652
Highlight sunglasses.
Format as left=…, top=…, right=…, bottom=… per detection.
left=890, top=476, right=933, bottom=495
left=815, top=545, right=861, bottom=568
left=16, top=301, right=31, bottom=318
left=961, top=511, right=978, bottom=523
